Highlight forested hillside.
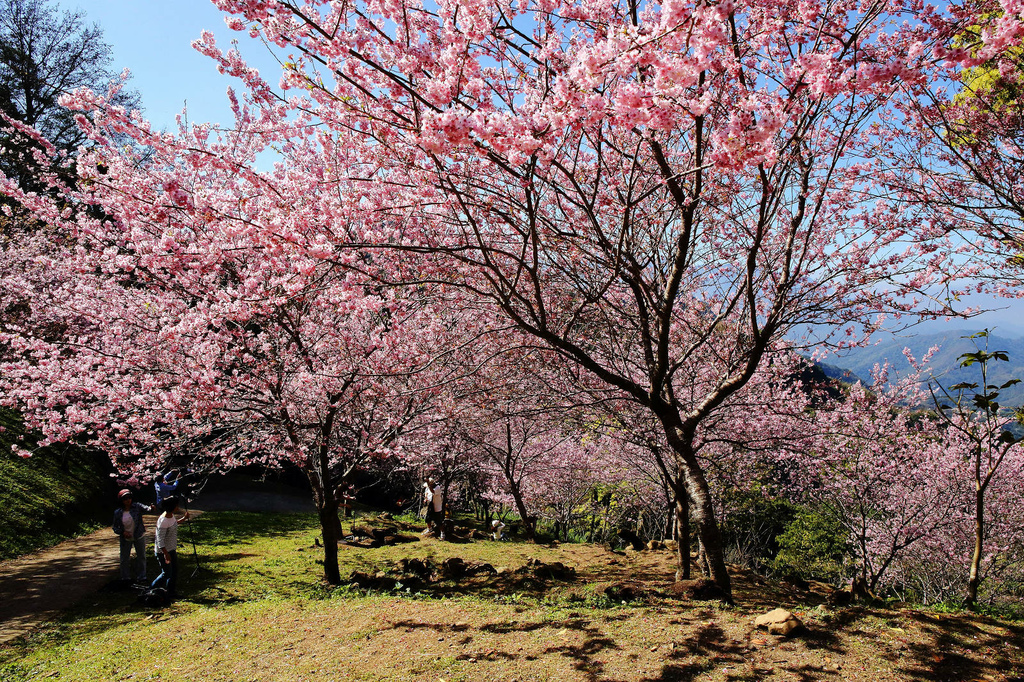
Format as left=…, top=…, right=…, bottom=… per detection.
left=0, top=409, right=115, bottom=559
left=833, top=331, right=1024, bottom=406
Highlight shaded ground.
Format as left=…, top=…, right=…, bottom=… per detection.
left=0, top=522, right=150, bottom=644
left=0, top=475, right=310, bottom=644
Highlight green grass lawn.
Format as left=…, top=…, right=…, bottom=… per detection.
left=4, top=511, right=1024, bottom=682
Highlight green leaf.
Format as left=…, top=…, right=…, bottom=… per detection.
left=959, top=351, right=984, bottom=366
left=997, top=431, right=1022, bottom=445
left=973, top=394, right=997, bottom=411
left=1001, top=379, right=1022, bottom=389
left=949, top=382, right=978, bottom=391
left=966, top=331, right=990, bottom=339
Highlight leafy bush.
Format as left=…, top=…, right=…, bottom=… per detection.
left=772, top=507, right=850, bottom=584
left=717, top=486, right=797, bottom=571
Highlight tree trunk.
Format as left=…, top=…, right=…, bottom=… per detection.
left=656, top=411, right=733, bottom=601
left=305, top=455, right=342, bottom=585
left=440, top=476, right=453, bottom=539
left=679, top=453, right=731, bottom=600
left=674, top=485, right=691, bottom=581
left=967, top=485, right=985, bottom=607
left=318, top=494, right=342, bottom=585
left=505, top=475, right=536, bottom=541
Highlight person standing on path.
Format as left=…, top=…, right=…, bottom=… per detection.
left=151, top=496, right=189, bottom=598
left=430, top=479, right=446, bottom=540
left=112, top=489, right=152, bottom=584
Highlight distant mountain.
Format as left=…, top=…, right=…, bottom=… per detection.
left=829, top=330, right=1024, bottom=407
left=814, top=360, right=868, bottom=386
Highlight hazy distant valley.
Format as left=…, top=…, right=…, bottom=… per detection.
left=823, top=330, right=1024, bottom=407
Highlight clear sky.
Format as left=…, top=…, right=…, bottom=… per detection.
left=60, top=0, right=1024, bottom=340
left=66, top=0, right=281, bottom=131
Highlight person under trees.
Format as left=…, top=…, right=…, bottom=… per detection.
left=3, top=0, right=1024, bottom=604
left=112, top=488, right=152, bottom=585
left=192, top=0, right=1024, bottom=601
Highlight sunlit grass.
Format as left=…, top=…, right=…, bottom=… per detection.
left=3, top=510, right=1023, bottom=682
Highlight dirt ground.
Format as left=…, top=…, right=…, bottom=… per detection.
left=5, top=502, right=1024, bottom=681
left=0, top=476, right=311, bottom=644
left=306, top=541, right=1024, bottom=682
left=0, top=519, right=151, bottom=644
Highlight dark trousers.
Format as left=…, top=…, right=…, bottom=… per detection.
left=119, top=535, right=147, bottom=580
left=151, top=550, right=178, bottom=595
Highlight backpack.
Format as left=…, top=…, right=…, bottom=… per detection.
left=137, top=587, right=171, bottom=608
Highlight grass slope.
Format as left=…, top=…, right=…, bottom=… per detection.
left=0, top=409, right=115, bottom=559
left=2, top=511, right=1023, bottom=681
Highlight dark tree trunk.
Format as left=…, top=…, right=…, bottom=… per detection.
left=318, top=494, right=342, bottom=585
left=305, top=455, right=342, bottom=585
left=656, top=410, right=733, bottom=601
left=678, top=448, right=731, bottom=599
left=505, top=475, right=536, bottom=541
left=674, top=485, right=691, bottom=581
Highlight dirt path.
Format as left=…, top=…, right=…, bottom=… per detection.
left=0, top=518, right=157, bottom=644
left=0, top=479, right=313, bottom=645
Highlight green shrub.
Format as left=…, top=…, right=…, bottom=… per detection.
left=718, top=486, right=797, bottom=570
left=772, top=507, right=849, bottom=584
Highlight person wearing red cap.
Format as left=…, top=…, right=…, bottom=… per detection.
left=112, top=489, right=153, bottom=584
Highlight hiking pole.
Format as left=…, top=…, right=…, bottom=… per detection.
left=185, top=512, right=205, bottom=580
left=183, top=473, right=210, bottom=580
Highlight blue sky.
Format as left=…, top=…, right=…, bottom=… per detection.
left=62, top=0, right=1024, bottom=339
left=67, top=0, right=280, bottom=131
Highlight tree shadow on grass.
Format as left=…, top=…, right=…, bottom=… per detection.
left=894, top=609, right=1024, bottom=681
left=387, top=614, right=623, bottom=681
left=639, top=620, right=746, bottom=682
left=479, top=620, right=547, bottom=634
left=538, top=617, right=621, bottom=682
left=640, top=614, right=850, bottom=682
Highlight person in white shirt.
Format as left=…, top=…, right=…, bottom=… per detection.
left=491, top=519, right=506, bottom=541
left=150, top=496, right=190, bottom=597
left=422, top=478, right=444, bottom=538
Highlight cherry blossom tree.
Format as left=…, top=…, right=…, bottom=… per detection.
left=197, top=0, right=1024, bottom=599
left=2, top=0, right=1021, bottom=601
left=786, top=368, right=962, bottom=594
left=0, top=0, right=140, bottom=215
left=0, top=89, right=459, bottom=584
left=463, top=413, right=569, bottom=540
left=883, top=11, right=1024, bottom=276
left=890, top=443, right=1024, bottom=606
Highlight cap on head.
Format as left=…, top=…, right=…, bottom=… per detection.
left=118, top=489, right=132, bottom=501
